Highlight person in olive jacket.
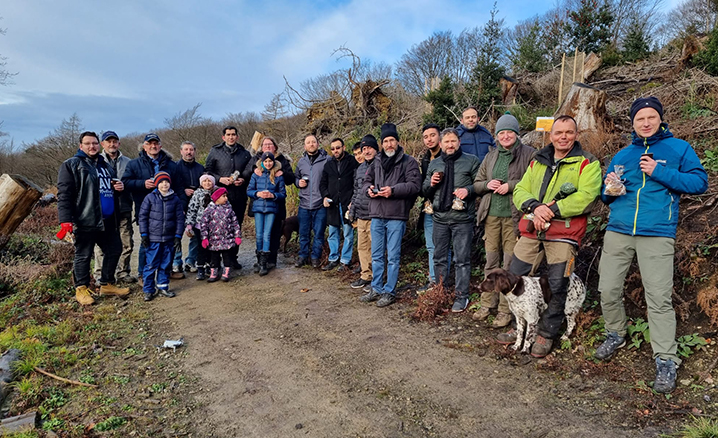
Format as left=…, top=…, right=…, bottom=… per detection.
left=320, top=138, right=358, bottom=272
left=204, top=126, right=253, bottom=269
left=423, top=128, right=481, bottom=313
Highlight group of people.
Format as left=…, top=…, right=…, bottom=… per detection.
left=57, top=97, right=707, bottom=393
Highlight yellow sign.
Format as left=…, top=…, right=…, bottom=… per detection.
left=536, top=117, right=555, bottom=132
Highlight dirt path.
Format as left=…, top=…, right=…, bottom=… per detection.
left=150, top=249, right=661, bottom=438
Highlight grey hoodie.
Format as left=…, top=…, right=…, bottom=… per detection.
left=294, top=149, right=328, bottom=210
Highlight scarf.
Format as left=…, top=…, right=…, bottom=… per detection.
left=437, top=148, right=463, bottom=212
left=381, top=148, right=400, bottom=175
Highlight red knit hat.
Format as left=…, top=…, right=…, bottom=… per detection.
left=211, top=187, right=227, bottom=203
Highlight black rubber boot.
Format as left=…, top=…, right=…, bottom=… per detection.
left=259, top=252, right=269, bottom=276
left=253, top=251, right=261, bottom=273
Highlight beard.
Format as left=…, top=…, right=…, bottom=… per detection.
left=385, top=149, right=396, bottom=158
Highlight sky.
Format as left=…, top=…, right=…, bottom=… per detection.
left=0, top=0, right=683, bottom=147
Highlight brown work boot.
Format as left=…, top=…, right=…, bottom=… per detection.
left=496, top=329, right=517, bottom=345
left=99, top=284, right=130, bottom=297
left=491, top=312, right=512, bottom=328
left=530, top=335, right=553, bottom=358
left=472, top=307, right=491, bottom=321
left=75, top=285, right=95, bottom=306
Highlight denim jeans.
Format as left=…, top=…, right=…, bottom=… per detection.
left=173, top=233, right=200, bottom=268
left=433, top=221, right=473, bottom=299
left=370, top=219, right=406, bottom=296
left=298, top=207, right=327, bottom=259
left=255, top=212, right=276, bottom=253
left=328, top=222, right=354, bottom=265
left=143, top=242, right=173, bottom=295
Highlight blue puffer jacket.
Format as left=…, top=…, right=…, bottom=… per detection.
left=602, top=124, right=708, bottom=238
left=138, top=189, right=186, bottom=243
left=456, top=124, right=496, bottom=163
left=247, top=167, right=286, bottom=214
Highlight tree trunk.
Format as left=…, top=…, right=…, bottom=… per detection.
left=0, top=174, right=43, bottom=250
left=500, top=76, right=518, bottom=106
left=582, top=52, right=602, bottom=81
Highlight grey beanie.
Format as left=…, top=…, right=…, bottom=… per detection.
left=495, top=113, right=520, bottom=135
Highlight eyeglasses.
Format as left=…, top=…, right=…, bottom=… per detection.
left=330, top=147, right=343, bottom=151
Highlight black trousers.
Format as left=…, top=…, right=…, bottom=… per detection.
left=228, top=193, right=247, bottom=262
left=73, top=216, right=122, bottom=287
left=210, top=249, right=234, bottom=269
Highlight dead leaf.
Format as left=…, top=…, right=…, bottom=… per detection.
left=300, top=288, right=310, bottom=293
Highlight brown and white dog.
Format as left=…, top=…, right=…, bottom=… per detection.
left=480, top=269, right=586, bottom=353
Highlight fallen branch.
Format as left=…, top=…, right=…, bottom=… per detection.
left=34, top=367, right=97, bottom=388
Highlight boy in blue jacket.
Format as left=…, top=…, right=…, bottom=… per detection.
left=139, top=172, right=185, bottom=301
left=595, top=97, right=708, bottom=393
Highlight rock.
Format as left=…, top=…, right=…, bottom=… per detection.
left=680, top=379, right=692, bottom=387
left=704, top=395, right=711, bottom=402
left=295, top=423, right=303, bottom=430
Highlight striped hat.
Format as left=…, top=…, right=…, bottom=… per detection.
left=154, top=171, right=171, bottom=186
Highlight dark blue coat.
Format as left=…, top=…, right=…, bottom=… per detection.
left=122, top=150, right=185, bottom=220
left=175, top=159, right=205, bottom=209
left=456, top=124, right=496, bottom=163
left=138, top=189, right=185, bottom=243
left=247, top=172, right=286, bottom=214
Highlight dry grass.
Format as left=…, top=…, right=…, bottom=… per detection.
left=411, top=281, right=454, bottom=322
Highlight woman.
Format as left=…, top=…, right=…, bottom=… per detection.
left=473, top=113, right=535, bottom=328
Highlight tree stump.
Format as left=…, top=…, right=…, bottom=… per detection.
left=500, top=76, right=518, bottom=106
left=582, top=52, right=602, bottom=81
left=0, top=174, right=43, bottom=250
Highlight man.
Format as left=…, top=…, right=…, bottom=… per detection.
left=122, top=133, right=185, bottom=281
left=496, top=115, right=602, bottom=357
left=348, top=135, right=378, bottom=290
left=352, top=141, right=364, bottom=164
left=173, top=141, right=205, bottom=275
left=93, top=130, right=136, bottom=283
left=419, top=123, right=443, bottom=287
left=423, top=128, right=481, bottom=312
left=360, top=123, right=421, bottom=307
left=204, top=126, right=253, bottom=269
left=594, top=97, right=708, bottom=393
left=320, top=138, right=358, bottom=271
left=246, top=136, right=296, bottom=271
left=456, top=106, right=496, bottom=163
left=57, top=131, right=130, bottom=305
left=294, top=134, right=329, bottom=268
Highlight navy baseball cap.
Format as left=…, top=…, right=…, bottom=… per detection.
left=101, top=131, right=119, bottom=141
left=143, top=133, right=161, bottom=143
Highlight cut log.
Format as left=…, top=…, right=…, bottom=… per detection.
left=582, top=52, right=602, bottom=81
left=250, top=131, right=265, bottom=153
left=0, top=174, right=43, bottom=250
left=0, top=411, right=37, bottom=433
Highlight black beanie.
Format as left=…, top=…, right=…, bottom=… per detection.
left=630, top=97, right=663, bottom=122
left=422, top=123, right=441, bottom=134
left=380, top=123, right=399, bottom=142
left=260, top=151, right=275, bottom=162
left=360, top=134, right=379, bottom=151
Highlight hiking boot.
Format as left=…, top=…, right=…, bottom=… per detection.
left=144, top=291, right=156, bottom=302
left=221, top=267, right=231, bottom=282
left=157, top=288, right=176, bottom=298
left=311, top=258, right=321, bottom=269
left=359, top=289, right=381, bottom=303
left=267, top=260, right=276, bottom=270
left=472, top=307, right=491, bottom=321
left=594, top=332, right=626, bottom=360
left=99, top=283, right=130, bottom=298
left=497, top=329, right=517, bottom=345
left=376, top=294, right=396, bottom=308
left=362, top=284, right=372, bottom=293
left=337, top=263, right=351, bottom=273
left=323, top=260, right=340, bottom=271
left=75, top=285, right=95, bottom=306
left=196, top=266, right=207, bottom=281
left=492, top=312, right=513, bottom=328
left=654, top=357, right=677, bottom=394
left=170, top=271, right=185, bottom=279
left=530, top=335, right=553, bottom=358
left=294, top=257, right=308, bottom=268
left=184, top=263, right=197, bottom=273
left=207, top=268, right=219, bottom=283
left=116, top=273, right=138, bottom=284
left=352, top=265, right=361, bottom=274
left=451, top=297, right=469, bottom=313
left=350, top=278, right=371, bottom=289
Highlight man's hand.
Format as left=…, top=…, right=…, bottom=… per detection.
left=323, top=197, right=331, bottom=208
left=533, top=204, right=555, bottom=223
left=234, top=178, right=244, bottom=186
left=298, top=179, right=308, bottom=188
left=367, top=186, right=377, bottom=198
left=377, top=186, right=392, bottom=198
left=640, top=155, right=657, bottom=176
left=276, top=170, right=283, bottom=177
left=219, top=176, right=233, bottom=186
left=486, top=179, right=502, bottom=191
left=112, top=180, right=124, bottom=192
left=144, top=179, right=155, bottom=189
left=185, top=188, right=195, bottom=197
left=494, top=183, right=509, bottom=195
left=453, top=187, right=469, bottom=200
left=430, top=173, right=442, bottom=186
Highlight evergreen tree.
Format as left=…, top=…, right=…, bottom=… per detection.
left=466, top=4, right=506, bottom=112
left=622, top=25, right=651, bottom=63
left=423, top=77, right=459, bottom=128
left=565, top=0, right=614, bottom=53
left=694, top=25, right=718, bottom=76
left=511, top=19, right=546, bottom=73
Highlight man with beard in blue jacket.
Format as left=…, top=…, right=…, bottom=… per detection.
left=595, top=97, right=708, bottom=394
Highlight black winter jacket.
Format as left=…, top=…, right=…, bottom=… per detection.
left=320, top=152, right=358, bottom=226
left=175, top=159, right=205, bottom=209
left=138, top=189, right=185, bottom=243
left=361, top=147, right=421, bottom=221
left=57, top=150, right=118, bottom=231
left=204, top=142, right=252, bottom=203
left=349, top=160, right=372, bottom=221
left=122, top=150, right=185, bottom=220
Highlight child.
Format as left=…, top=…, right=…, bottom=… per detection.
left=199, top=187, right=242, bottom=282
left=185, top=174, right=216, bottom=280
left=138, top=171, right=185, bottom=301
left=247, top=152, right=286, bottom=276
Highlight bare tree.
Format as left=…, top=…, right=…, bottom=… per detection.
left=395, top=31, right=455, bottom=95
left=609, top=0, right=664, bottom=47
left=21, top=114, right=84, bottom=186
left=0, top=20, right=16, bottom=87
left=661, top=0, right=718, bottom=38
left=453, top=27, right=483, bottom=84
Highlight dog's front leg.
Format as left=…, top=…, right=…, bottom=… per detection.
left=513, top=318, right=525, bottom=351
left=523, top=315, right=539, bottom=353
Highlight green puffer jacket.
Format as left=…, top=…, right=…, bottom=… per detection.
left=423, top=152, right=481, bottom=224
left=513, top=141, right=601, bottom=219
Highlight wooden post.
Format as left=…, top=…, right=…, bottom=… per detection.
left=580, top=51, right=586, bottom=83
left=572, top=48, right=578, bottom=83
left=0, top=174, right=43, bottom=250
left=558, top=53, right=566, bottom=110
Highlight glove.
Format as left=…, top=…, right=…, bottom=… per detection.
left=56, top=223, right=73, bottom=240
left=202, top=239, right=209, bottom=249
left=141, top=235, right=150, bottom=248
left=174, top=237, right=182, bottom=253
left=234, top=237, right=242, bottom=246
